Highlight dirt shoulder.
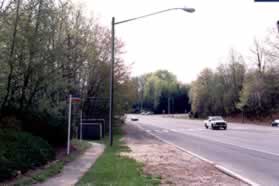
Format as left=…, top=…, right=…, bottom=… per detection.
left=122, top=123, right=247, bottom=186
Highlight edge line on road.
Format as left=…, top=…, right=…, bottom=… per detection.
left=173, top=127, right=279, bottom=159
left=134, top=123, right=260, bottom=186
left=139, top=120, right=279, bottom=158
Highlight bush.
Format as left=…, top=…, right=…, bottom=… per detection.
left=0, top=130, right=55, bottom=182
left=20, top=111, right=68, bottom=146
left=0, top=109, right=68, bottom=147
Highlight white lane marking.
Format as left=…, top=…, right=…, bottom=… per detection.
left=171, top=128, right=206, bottom=132
left=216, top=165, right=260, bottom=186
left=135, top=124, right=259, bottom=186
left=138, top=122, right=279, bottom=157
left=152, top=129, right=170, bottom=133
left=176, top=129, right=279, bottom=158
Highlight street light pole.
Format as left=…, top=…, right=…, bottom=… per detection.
left=168, top=97, right=171, bottom=114
left=109, top=17, right=115, bottom=146
left=109, top=7, right=195, bottom=146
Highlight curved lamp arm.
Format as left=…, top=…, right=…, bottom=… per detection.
left=115, top=7, right=195, bottom=25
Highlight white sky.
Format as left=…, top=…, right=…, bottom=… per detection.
left=73, top=0, right=279, bottom=83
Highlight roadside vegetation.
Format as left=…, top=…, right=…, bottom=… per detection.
left=131, top=70, right=191, bottom=114
left=133, top=29, right=279, bottom=120
left=77, top=125, right=160, bottom=186
left=0, top=129, right=55, bottom=182
left=4, top=139, right=90, bottom=186
left=0, top=0, right=135, bottom=182
left=190, top=35, right=279, bottom=120
left=131, top=30, right=279, bottom=121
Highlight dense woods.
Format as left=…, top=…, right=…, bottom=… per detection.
left=132, top=70, right=191, bottom=114
left=190, top=30, right=279, bottom=119
left=0, top=0, right=136, bottom=181
left=0, top=0, right=133, bottom=143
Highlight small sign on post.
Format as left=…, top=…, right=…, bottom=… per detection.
left=80, top=111, right=83, bottom=141
left=72, top=96, right=81, bottom=103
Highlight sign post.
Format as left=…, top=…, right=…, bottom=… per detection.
left=80, top=111, right=83, bottom=141
left=67, top=94, right=72, bottom=155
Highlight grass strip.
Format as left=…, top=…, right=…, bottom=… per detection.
left=76, top=125, right=161, bottom=186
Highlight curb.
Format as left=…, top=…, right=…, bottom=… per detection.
left=134, top=124, right=259, bottom=186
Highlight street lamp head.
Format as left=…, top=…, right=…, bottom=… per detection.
left=181, top=7, right=195, bottom=13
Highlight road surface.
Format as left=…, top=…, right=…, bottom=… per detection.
left=127, top=114, right=279, bottom=186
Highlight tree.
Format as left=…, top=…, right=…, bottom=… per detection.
left=131, top=70, right=190, bottom=114
left=0, top=0, right=132, bottom=141
left=189, top=68, right=215, bottom=117
left=190, top=50, right=246, bottom=117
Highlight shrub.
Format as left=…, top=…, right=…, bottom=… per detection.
left=0, top=110, right=68, bottom=147
left=0, top=130, right=55, bottom=182
left=20, top=111, right=68, bottom=146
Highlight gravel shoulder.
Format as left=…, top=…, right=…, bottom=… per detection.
left=122, top=123, right=248, bottom=186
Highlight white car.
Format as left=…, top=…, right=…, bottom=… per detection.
left=272, top=120, right=279, bottom=127
left=204, top=116, right=227, bottom=130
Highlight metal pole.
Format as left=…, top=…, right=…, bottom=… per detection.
left=168, top=97, right=170, bottom=114
left=172, top=97, right=174, bottom=114
left=242, top=109, right=244, bottom=124
left=109, top=17, right=115, bottom=146
left=80, top=111, right=82, bottom=141
left=140, top=88, right=143, bottom=112
left=67, top=94, right=72, bottom=155
left=141, top=98, right=143, bottom=112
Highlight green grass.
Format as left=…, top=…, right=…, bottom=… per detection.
left=10, top=139, right=91, bottom=186
left=76, top=126, right=161, bottom=186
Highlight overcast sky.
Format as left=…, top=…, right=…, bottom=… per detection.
left=73, top=0, right=279, bottom=83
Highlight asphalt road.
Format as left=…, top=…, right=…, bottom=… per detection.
left=127, top=114, right=279, bottom=186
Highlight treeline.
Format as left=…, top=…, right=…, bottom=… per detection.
left=190, top=30, right=279, bottom=118
left=0, top=0, right=132, bottom=144
left=132, top=70, right=191, bottom=114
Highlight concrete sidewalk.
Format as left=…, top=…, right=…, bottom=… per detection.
left=35, top=142, right=104, bottom=186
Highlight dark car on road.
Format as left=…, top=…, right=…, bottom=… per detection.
left=272, top=120, right=279, bottom=127
left=131, top=116, right=139, bottom=121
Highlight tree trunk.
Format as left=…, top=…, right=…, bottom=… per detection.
left=2, top=0, right=21, bottom=110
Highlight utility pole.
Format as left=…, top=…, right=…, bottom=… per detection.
left=168, top=97, right=171, bottom=114
left=141, top=96, right=143, bottom=112
left=109, top=17, right=115, bottom=146
left=67, top=94, right=72, bottom=155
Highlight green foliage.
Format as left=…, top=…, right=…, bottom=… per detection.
left=11, top=140, right=91, bottom=186
left=0, top=130, right=55, bottom=181
left=237, top=69, right=279, bottom=116
left=132, top=70, right=190, bottom=114
left=0, top=0, right=131, bottom=140
left=190, top=51, right=246, bottom=117
left=19, top=111, right=67, bottom=146
left=190, top=33, right=279, bottom=118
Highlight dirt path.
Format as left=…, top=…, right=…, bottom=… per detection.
left=122, top=124, right=247, bottom=186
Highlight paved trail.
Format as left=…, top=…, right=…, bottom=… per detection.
left=35, top=142, right=104, bottom=186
